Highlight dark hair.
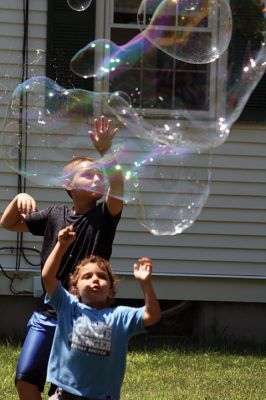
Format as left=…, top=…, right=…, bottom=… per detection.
left=68, top=255, right=118, bottom=305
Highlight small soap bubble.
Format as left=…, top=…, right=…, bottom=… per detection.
left=67, top=0, right=92, bottom=12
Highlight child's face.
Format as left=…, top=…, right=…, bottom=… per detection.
left=63, top=161, right=105, bottom=197
left=75, top=262, right=114, bottom=308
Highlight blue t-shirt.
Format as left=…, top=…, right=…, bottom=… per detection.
left=45, top=284, right=145, bottom=400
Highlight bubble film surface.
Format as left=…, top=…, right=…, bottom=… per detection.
left=70, top=1, right=265, bottom=151
left=0, top=49, right=46, bottom=106
left=1, top=1, right=265, bottom=236
left=67, top=0, right=92, bottom=12
left=133, top=146, right=211, bottom=235
left=1, top=76, right=139, bottom=202
left=137, top=0, right=233, bottom=64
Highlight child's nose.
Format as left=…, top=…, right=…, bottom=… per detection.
left=92, top=175, right=100, bottom=182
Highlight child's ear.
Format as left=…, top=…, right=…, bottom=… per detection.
left=108, top=287, right=116, bottom=300
left=70, top=287, right=80, bottom=300
left=64, top=178, right=72, bottom=190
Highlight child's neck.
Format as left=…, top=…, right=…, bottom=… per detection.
left=72, top=198, right=97, bottom=215
left=83, top=299, right=108, bottom=310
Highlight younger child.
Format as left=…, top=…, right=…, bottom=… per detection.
left=42, top=225, right=161, bottom=400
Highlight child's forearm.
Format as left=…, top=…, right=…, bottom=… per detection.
left=0, top=193, right=36, bottom=231
left=107, top=163, right=124, bottom=198
left=140, top=281, right=161, bottom=327
left=105, top=162, right=124, bottom=215
left=0, top=196, right=24, bottom=230
left=41, top=242, right=67, bottom=296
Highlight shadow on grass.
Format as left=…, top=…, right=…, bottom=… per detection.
left=129, top=333, right=266, bottom=357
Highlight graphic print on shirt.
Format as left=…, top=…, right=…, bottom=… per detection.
left=69, top=314, right=112, bottom=356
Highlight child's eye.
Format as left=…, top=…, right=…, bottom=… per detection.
left=82, top=273, right=92, bottom=279
left=80, top=172, right=93, bottom=178
left=98, top=273, right=108, bottom=280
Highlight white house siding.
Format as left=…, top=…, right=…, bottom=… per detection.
left=0, top=0, right=47, bottom=277
left=0, top=1, right=265, bottom=301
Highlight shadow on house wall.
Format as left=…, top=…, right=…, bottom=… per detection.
left=1, top=296, right=266, bottom=348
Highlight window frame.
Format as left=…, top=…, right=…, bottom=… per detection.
left=95, top=0, right=228, bottom=122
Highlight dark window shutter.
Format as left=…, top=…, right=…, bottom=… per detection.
left=230, top=1, right=266, bottom=123
left=46, top=0, right=96, bottom=91
left=239, top=75, right=266, bottom=122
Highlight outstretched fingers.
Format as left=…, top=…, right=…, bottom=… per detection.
left=89, top=115, right=119, bottom=156
left=133, top=257, right=153, bottom=281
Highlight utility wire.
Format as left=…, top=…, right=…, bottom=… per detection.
left=0, top=1, right=41, bottom=295
left=0, top=246, right=40, bottom=295
left=16, top=0, right=30, bottom=271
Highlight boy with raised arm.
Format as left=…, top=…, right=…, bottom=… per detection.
left=0, top=116, right=123, bottom=400
left=42, top=225, right=161, bottom=400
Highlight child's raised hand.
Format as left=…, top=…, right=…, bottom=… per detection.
left=133, top=257, right=153, bottom=282
left=58, top=225, right=76, bottom=248
left=17, top=193, right=38, bottom=215
left=88, top=115, right=119, bottom=156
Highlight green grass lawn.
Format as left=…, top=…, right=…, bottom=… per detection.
left=2, top=337, right=266, bottom=400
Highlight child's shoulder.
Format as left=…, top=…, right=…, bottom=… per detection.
left=113, top=305, right=145, bottom=316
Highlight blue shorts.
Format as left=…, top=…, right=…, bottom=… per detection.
left=15, top=310, right=57, bottom=393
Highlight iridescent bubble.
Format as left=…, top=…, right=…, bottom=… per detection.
left=70, top=36, right=146, bottom=80
left=0, top=74, right=216, bottom=235
left=137, top=0, right=233, bottom=64
left=67, top=0, right=92, bottom=12
left=183, top=0, right=200, bottom=11
left=133, top=145, right=211, bottom=235
left=0, top=76, right=139, bottom=202
left=70, top=2, right=265, bottom=151
left=0, top=49, right=46, bottom=105
left=70, top=39, right=100, bottom=78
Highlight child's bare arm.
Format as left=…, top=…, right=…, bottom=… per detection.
left=42, top=226, right=76, bottom=297
left=0, top=193, right=37, bottom=232
left=133, top=258, right=161, bottom=327
left=89, top=115, right=124, bottom=216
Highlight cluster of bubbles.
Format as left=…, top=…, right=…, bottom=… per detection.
left=1, top=0, right=266, bottom=235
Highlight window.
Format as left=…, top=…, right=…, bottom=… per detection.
left=46, top=0, right=265, bottom=122
left=102, top=0, right=217, bottom=119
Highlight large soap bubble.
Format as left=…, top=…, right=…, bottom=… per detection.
left=2, top=2, right=265, bottom=237
left=67, top=0, right=92, bottom=12
left=70, top=1, right=265, bottom=151
left=137, top=0, right=233, bottom=64
left=133, top=145, right=211, bottom=235
left=70, top=35, right=151, bottom=80
left=70, top=36, right=216, bottom=150
left=1, top=73, right=210, bottom=235
left=0, top=76, right=140, bottom=202
left=0, top=49, right=46, bottom=106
